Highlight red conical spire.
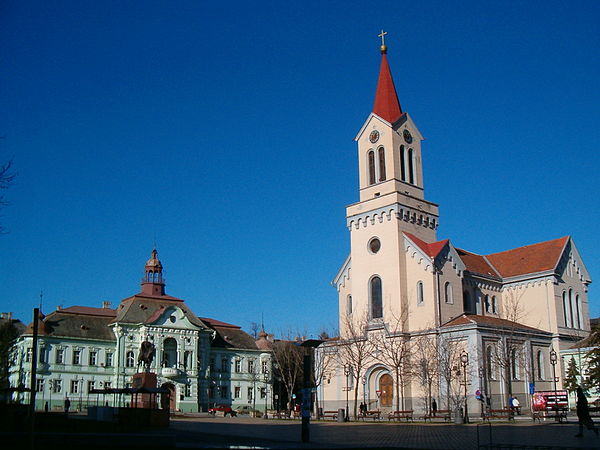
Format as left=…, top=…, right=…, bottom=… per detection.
left=372, top=46, right=403, bottom=123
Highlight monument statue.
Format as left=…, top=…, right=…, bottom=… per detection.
left=137, top=340, right=156, bottom=372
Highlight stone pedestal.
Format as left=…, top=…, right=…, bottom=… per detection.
left=132, top=372, right=157, bottom=409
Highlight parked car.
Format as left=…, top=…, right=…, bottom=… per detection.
left=208, top=405, right=237, bottom=416
left=235, top=405, right=262, bottom=417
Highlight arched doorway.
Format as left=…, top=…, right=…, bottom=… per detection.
left=379, top=374, right=393, bottom=407
left=160, top=382, right=176, bottom=411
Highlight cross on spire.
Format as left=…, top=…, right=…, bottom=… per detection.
left=378, top=29, right=388, bottom=54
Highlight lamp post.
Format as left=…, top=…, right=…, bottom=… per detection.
left=549, top=347, right=558, bottom=421
left=461, top=351, right=469, bottom=424
left=478, top=367, right=485, bottom=418
left=263, top=370, right=269, bottom=419
left=344, top=364, right=350, bottom=422
left=362, top=375, right=366, bottom=410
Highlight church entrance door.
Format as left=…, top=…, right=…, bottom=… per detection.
left=379, top=374, right=393, bottom=407
left=161, top=382, right=176, bottom=411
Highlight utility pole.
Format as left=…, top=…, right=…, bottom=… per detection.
left=29, top=308, right=40, bottom=450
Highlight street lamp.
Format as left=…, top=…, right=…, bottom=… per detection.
left=461, top=351, right=469, bottom=424
left=344, top=364, right=350, bottom=422
left=478, top=366, right=485, bottom=418
left=263, top=370, right=269, bottom=419
left=549, top=347, right=558, bottom=421
left=362, top=375, right=366, bottom=410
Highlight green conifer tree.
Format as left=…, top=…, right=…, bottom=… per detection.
left=563, top=356, right=579, bottom=393
left=586, top=325, right=600, bottom=391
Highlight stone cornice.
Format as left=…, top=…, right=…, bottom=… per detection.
left=347, top=203, right=438, bottom=231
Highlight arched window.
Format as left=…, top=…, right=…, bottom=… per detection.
left=346, top=295, right=353, bottom=316
left=408, top=148, right=415, bottom=184
left=400, top=145, right=406, bottom=181
left=417, top=281, right=424, bottom=305
left=163, top=338, right=178, bottom=368
left=536, top=350, right=545, bottom=380
left=510, top=348, right=519, bottom=380
left=126, top=351, right=135, bottom=368
left=368, top=151, right=376, bottom=185
left=575, top=294, right=581, bottom=329
left=562, top=291, right=570, bottom=327
left=484, top=295, right=490, bottom=313
left=486, top=346, right=494, bottom=380
left=378, top=147, right=386, bottom=182
left=568, top=289, right=574, bottom=328
left=444, top=282, right=453, bottom=304
left=370, top=276, right=383, bottom=319
left=491, top=296, right=497, bottom=314
left=463, top=291, right=471, bottom=312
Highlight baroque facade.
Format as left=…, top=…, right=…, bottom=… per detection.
left=9, top=250, right=273, bottom=413
left=318, top=42, right=592, bottom=417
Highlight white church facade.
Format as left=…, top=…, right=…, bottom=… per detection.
left=317, top=41, right=592, bottom=418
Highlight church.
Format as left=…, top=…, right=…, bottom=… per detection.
left=317, top=39, right=592, bottom=418
left=9, top=250, right=273, bottom=413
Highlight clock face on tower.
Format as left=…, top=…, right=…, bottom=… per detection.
left=369, top=130, right=380, bottom=144
left=403, top=129, right=413, bottom=144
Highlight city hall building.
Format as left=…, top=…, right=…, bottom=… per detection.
left=9, top=250, right=273, bottom=412
left=318, top=41, right=592, bottom=416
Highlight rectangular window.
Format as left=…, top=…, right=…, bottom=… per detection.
left=56, top=349, right=64, bottom=364
left=104, top=381, right=111, bottom=389
left=261, top=360, right=268, bottom=374
left=248, top=359, right=255, bottom=373
left=260, top=387, right=266, bottom=399
left=39, top=347, right=46, bottom=363
left=88, top=381, right=95, bottom=392
left=185, top=384, right=191, bottom=397
left=36, top=379, right=45, bottom=392
left=125, top=382, right=132, bottom=389
left=220, top=386, right=227, bottom=399
left=52, top=379, right=62, bottom=393
left=73, top=350, right=81, bottom=365
left=234, top=386, right=241, bottom=399
left=235, top=360, right=241, bottom=373
left=221, top=357, right=228, bottom=372
left=247, top=387, right=253, bottom=400
left=89, top=351, right=97, bottom=366
left=183, top=351, right=191, bottom=370
left=105, top=352, right=113, bottom=367
left=70, top=380, right=79, bottom=394
left=26, top=347, right=32, bottom=363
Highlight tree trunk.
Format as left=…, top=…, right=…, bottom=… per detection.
left=395, top=367, right=400, bottom=412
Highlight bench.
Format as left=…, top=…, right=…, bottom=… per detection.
left=320, top=410, right=338, bottom=420
left=483, top=408, right=515, bottom=421
left=422, top=409, right=451, bottom=422
left=358, top=410, right=381, bottom=420
left=388, top=410, right=414, bottom=422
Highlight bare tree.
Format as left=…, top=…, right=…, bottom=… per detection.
left=271, top=338, right=303, bottom=412
left=0, top=158, right=15, bottom=233
left=437, top=335, right=466, bottom=413
left=373, top=310, right=412, bottom=411
left=338, top=313, right=376, bottom=418
left=313, top=341, right=336, bottom=416
left=412, top=334, right=439, bottom=415
left=486, top=288, right=528, bottom=408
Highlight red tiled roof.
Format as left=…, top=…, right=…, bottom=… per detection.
left=404, top=232, right=448, bottom=259
left=59, top=306, right=117, bottom=317
left=372, top=53, right=403, bottom=123
left=485, top=236, right=569, bottom=278
left=442, top=314, right=545, bottom=333
left=455, top=249, right=501, bottom=279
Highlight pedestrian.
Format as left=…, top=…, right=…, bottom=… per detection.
left=512, top=396, right=521, bottom=415
left=44, top=401, right=49, bottom=413
left=64, top=396, right=71, bottom=415
left=575, top=387, right=598, bottom=438
left=432, top=398, right=437, bottom=416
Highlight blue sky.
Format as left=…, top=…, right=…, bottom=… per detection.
left=1, top=1, right=599, bottom=336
